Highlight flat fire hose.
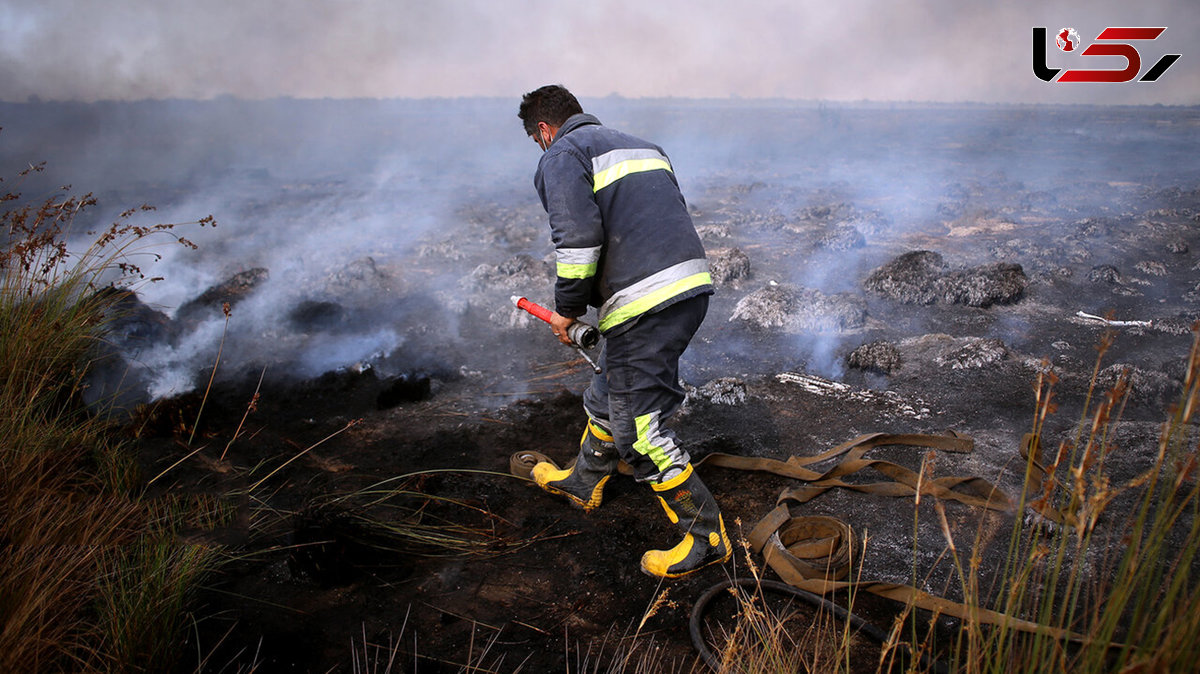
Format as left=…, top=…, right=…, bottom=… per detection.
left=696, top=431, right=1012, bottom=512
left=509, top=450, right=552, bottom=479
left=510, top=430, right=1082, bottom=665
left=742, top=501, right=1071, bottom=639
left=509, top=450, right=633, bottom=480
left=695, top=433, right=1075, bottom=640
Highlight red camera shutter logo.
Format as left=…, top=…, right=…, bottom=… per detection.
left=1033, top=26, right=1181, bottom=83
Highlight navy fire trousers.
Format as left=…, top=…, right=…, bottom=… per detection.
left=582, top=294, right=709, bottom=483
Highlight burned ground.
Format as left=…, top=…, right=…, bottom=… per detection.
left=8, top=100, right=1198, bottom=671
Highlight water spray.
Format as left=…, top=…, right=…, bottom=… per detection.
left=511, top=296, right=602, bottom=374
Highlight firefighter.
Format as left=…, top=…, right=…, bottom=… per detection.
left=518, top=85, right=730, bottom=578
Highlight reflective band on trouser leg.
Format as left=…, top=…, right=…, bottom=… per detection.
left=591, top=148, right=673, bottom=193
left=598, top=259, right=712, bottom=332
left=633, top=411, right=690, bottom=477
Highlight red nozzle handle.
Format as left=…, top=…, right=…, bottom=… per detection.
left=512, top=295, right=600, bottom=349
left=513, top=296, right=554, bottom=324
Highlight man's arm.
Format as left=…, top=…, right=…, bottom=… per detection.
left=536, top=148, right=603, bottom=319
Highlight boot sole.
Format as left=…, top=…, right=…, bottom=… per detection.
left=534, top=478, right=608, bottom=512
left=639, top=549, right=731, bottom=579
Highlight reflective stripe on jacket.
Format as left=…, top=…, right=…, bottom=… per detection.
left=534, top=113, right=713, bottom=334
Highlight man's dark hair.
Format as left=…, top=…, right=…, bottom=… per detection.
left=518, top=85, right=583, bottom=136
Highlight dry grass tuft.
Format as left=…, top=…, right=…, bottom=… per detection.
left=1, top=160, right=219, bottom=671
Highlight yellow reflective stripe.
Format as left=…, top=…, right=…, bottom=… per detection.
left=587, top=420, right=614, bottom=442
left=634, top=413, right=674, bottom=471
left=599, top=271, right=712, bottom=331
left=556, top=261, right=597, bottom=279
left=593, top=157, right=672, bottom=193
left=599, top=258, right=709, bottom=326
left=556, top=245, right=601, bottom=279
left=651, top=463, right=694, bottom=492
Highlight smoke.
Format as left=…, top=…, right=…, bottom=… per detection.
left=0, top=1, right=1195, bottom=105
left=3, top=95, right=1198, bottom=407
left=0, top=97, right=533, bottom=402
left=613, top=98, right=1200, bottom=378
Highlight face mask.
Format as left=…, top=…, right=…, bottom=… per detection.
left=531, top=124, right=549, bottom=152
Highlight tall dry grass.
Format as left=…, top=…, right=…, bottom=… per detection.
left=688, top=328, right=1200, bottom=674
left=896, top=327, right=1200, bottom=673
left=1, top=161, right=220, bottom=672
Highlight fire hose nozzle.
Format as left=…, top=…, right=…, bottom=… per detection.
left=512, top=296, right=600, bottom=350
left=565, top=322, right=600, bottom=349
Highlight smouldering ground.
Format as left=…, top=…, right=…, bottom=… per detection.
left=6, top=99, right=1198, bottom=671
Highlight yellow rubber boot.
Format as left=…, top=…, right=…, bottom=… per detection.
left=532, top=420, right=618, bottom=512
left=640, top=464, right=731, bottom=578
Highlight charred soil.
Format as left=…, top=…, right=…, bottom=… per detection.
left=95, top=101, right=1200, bottom=672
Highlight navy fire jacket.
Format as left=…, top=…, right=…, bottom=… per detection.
left=534, top=113, right=713, bottom=335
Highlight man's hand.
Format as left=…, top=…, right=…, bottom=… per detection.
left=549, top=312, right=576, bottom=345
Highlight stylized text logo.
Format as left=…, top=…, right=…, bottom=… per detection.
left=1033, top=26, right=1181, bottom=83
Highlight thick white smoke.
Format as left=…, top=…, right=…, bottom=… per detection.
left=0, top=1, right=1195, bottom=104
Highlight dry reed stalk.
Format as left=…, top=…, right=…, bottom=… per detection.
left=220, top=366, right=266, bottom=460
left=247, top=418, right=361, bottom=492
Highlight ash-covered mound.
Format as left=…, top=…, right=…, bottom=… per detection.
left=898, top=334, right=1010, bottom=370
left=688, top=377, right=748, bottom=406
left=936, top=262, right=1028, bottom=308
left=322, top=256, right=402, bottom=299
left=1152, top=315, right=1200, bottom=336
left=816, top=222, right=867, bottom=251
left=987, top=234, right=1090, bottom=271
left=466, top=253, right=552, bottom=291
left=863, top=250, right=947, bottom=305
left=82, top=289, right=174, bottom=415
left=1089, top=264, right=1122, bottom=284
left=176, top=267, right=269, bottom=325
left=695, top=223, right=733, bottom=242
left=707, top=247, right=751, bottom=287
left=1096, top=363, right=1181, bottom=403
left=1135, top=260, right=1169, bottom=277
left=730, top=282, right=866, bottom=333
left=847, top=340, right=902, bottom=375
left=864, top=251, right=1028, bottom=308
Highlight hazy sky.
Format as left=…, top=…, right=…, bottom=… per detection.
left=0, top=0, right=1195, bottom=104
